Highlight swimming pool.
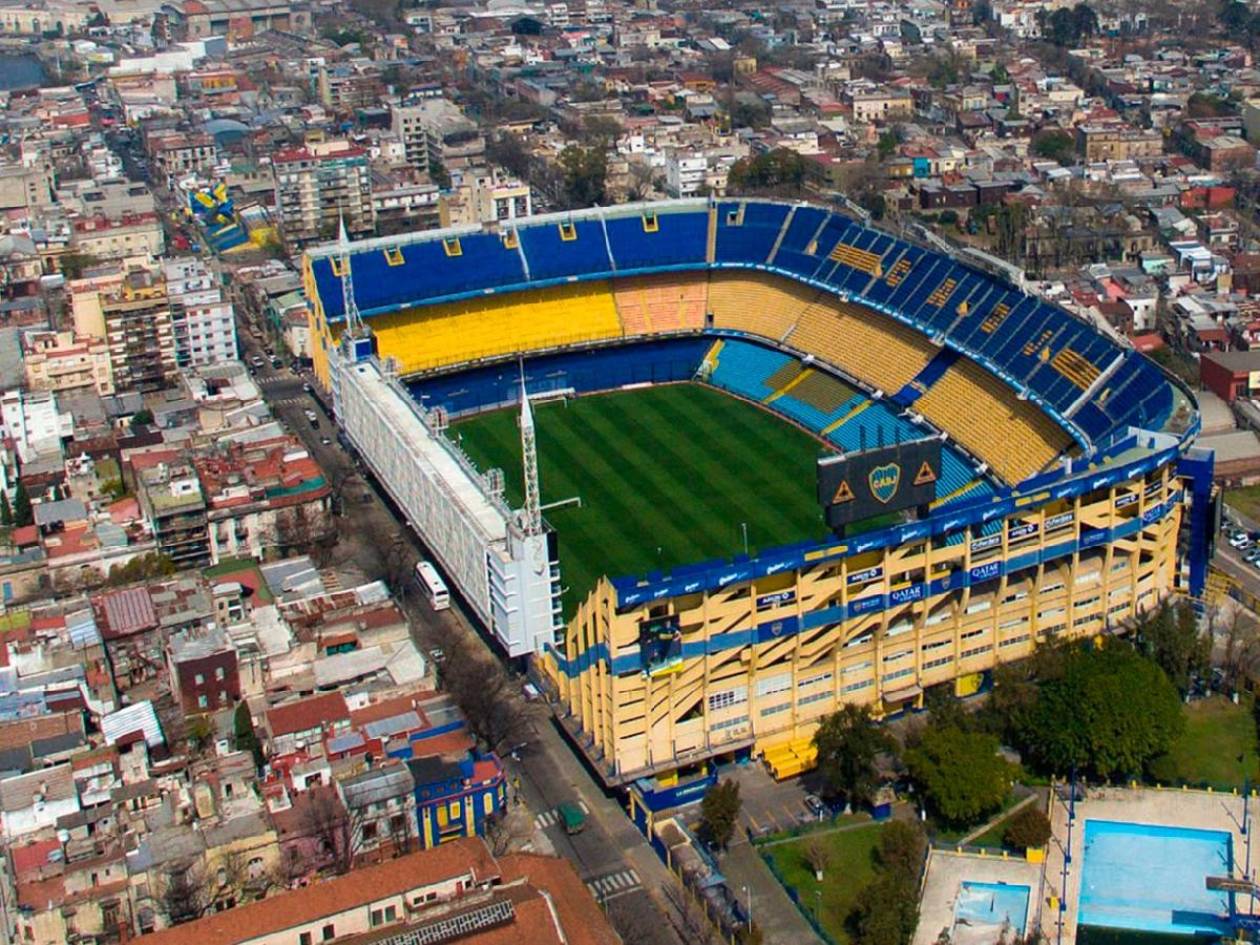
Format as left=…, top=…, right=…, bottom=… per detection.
left=1078, top=820, right=1233, bottom=936
left=955, top=881, right=1031, bottom=937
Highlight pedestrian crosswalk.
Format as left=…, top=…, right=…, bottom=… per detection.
left=533, top=800, right=590, bottom=830
left=270, top=397, right=306, bottom=407
left=586, top=869, right=640, bottom=902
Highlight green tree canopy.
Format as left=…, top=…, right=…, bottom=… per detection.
left=699, top=778, right=741, bottom=850
left=558, top=144, right=608, bottom=208
left=813, top=703, right=891, bottom=805
left=906, top=727, right=1014, bottom=827
left=726, top=148, right=807, bottom=196
left=1031, top=129, right=1076, bottom=164
left=12, top=481, right=32, bottom=528
left=1004, top=806, right=1052, bottom=850
left=1015, top=642, right=1184, bottom=779
left=1135, top=602, right=1209, bottom=696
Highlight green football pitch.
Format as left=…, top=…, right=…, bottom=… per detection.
left=452, top=383, right=834, bottom=615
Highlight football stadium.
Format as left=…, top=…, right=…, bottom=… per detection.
left=302, top=198, right=1216, bottom=786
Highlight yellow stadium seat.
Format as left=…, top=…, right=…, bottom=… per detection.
left=370, top=282, right=623, bottom=374
left=613, top=273, right=708, bottom=337
left=828, top=242, right=884, bottom=277
left=916, top=360, right=1073, bottom=484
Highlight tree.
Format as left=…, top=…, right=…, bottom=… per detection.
left=1004, top=806, right=1052, bottom=850
left=429, top=159, right=451, bottom=190
left=129, top=409, right=154, bottom=433
left=878, top=131, right=898, bottom=159
left=905, top=727, right=1014, bottom=827
left=876, top=820, right=927, bottom=877
left=58, top=251, right=99, bottom=280
left=726, top=148, right=807, bottom=197
left=12, top=481, right=32, bottom=528
left=1015, top=641, right=1184, bottom=779
left=558, top=145, right=607, bottom=208
left=186, top=714, right=214, bottom=753
left=813, top=703, right=891, bottom=806
left=300, top=786, right=356, bottom=874
left=699, top=778, right=741, bottom=850
left=0, top=491, right=10, bottom=527
left=1039, top=3, right=1098, bottom=45
left=1135, top=602, right=1209, bottom=696
left=660, top=878, right=721, bottom=945
left=804, top=836, right=831, bottom=880
left=234, top=701, right=264, bottom=769
left=160, top=863, right=210, bottom=925
left=852, top=871, right=919, bottom=945
left=439, top=634, right=531, bottom=752
left=1031, top=129, right=1075, bottom=165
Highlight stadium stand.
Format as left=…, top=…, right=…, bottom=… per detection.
left=708, top=272, right=817, bottom=341
left=410, top=338, right=714, bottom=416
left=613, top=273, right=708, bottom=337
left=788, top=298, right=937, bottom=395
left=916, top=359, right=1074, bottom=483
left=371, top=282, right=622, bottom=374
left=823, top=398, right=920, bottom=453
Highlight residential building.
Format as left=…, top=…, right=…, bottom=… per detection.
left=100, top=269, right=177, bottom=393
left=160, top=0, right=311, bottom=39
left=391, top=99, right=485, bottom=173
left=272, top=142, right=375, bottom=247
left=22, top=330, right=115, bottom=397
left=0, top=163, right=55, bottom=211
left=127, top=839, right=619, bottom=945
left=1076, top=124, right=1165, bottom=162
left=166, top=623, right=241, bottom=713
left=69, top=212, right=166, bottom=262
left=163, top=258, right=238, bottom=368
left=136, top=460, right=211, bottom=569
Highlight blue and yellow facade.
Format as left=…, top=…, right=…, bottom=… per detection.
left=408, top=753, right=508, bottom=849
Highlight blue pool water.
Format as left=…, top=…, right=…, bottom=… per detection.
left=955, top=882, right=1030, bottom=935
left=1078, top=820, right=1233, bottom=936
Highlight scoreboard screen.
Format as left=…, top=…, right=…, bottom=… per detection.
left=817, top=439, right=943, bottom=530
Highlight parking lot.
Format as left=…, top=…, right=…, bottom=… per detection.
left=720, top=762, right=834, bottom=839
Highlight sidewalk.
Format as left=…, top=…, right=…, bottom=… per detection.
left=721, top=839, right=825, bottom=945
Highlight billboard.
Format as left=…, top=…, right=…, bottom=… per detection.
left=817, top=439, right=943, bottom=530
left=639, top=615, right=682, bottom=677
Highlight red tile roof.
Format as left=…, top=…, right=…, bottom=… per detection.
left=265, top=692, right=350, bottom=737
left=132, top=839, right=500, bottom=945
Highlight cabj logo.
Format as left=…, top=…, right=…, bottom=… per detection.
left=869, top=463, right=901, bottom=504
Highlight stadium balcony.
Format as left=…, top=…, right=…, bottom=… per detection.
left=518, top=219, right=611, bottom=282
left=370, top=282, right=622, bottom=375
left=788, top=298, right=936, bottom=395
left=613, top=273, right=708, bottom=337
left=916, top=360, right=1074, bottom=484
left=708, top=272, right=817, bottom=340
left=706, top=339, right=797, bottom=402
left=410, top=338, right=714, bottom=416
left=312, top=231, right=526, bottom=319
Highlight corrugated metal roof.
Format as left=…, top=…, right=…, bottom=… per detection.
left=65, top=609, right=101, bottom=649
left=98, top=587, right=157, bottom=637
left=101, top=701, right=164, bottom=749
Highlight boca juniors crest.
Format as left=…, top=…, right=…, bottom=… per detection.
left=868, top=462, right=902, bottom=504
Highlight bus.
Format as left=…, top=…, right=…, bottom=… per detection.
left=414, top=561, right=450, bottom=611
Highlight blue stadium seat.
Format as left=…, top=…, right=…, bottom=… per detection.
left=707, top=340, right=796, bottom=402
left=519, top=220, right=611, bottom=282
left=714, top=202, right=789, bottom=264
left=606, top=211, right=709, bottom=271
left=409, top=338, right=713, bottom=416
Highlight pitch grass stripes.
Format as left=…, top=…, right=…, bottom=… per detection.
left=453, top=384, right=832, bottom=616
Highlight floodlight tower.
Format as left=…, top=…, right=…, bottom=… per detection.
left=337, top=214, right=366, bottom=342
left=519, top=375, right=542, bottom=537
